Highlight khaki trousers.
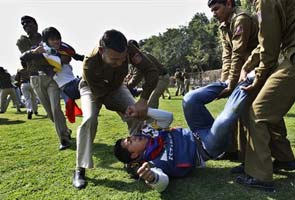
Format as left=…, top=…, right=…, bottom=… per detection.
left=21, top=82, right=38, bottom=113
left=148, top=74, right=170, bottom=108
left=245, top=58, right=295, bottom=181
left=76, top=83, right=143, bottom=168
left=30, top=75, right=70, bottom=143
left=0, top=88, right=20, bottom=112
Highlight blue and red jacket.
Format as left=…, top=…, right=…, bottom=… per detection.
left=144, top=128, right=197, bottom=178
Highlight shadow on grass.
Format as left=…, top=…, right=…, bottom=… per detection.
left=0, top=118, right=25, bottom=125
left=31, top=114, right=48, bottom=120
left=286, top=113, right=295, bottom=118
left=158, top=167, right=295, bottom=200
left=87, top=177, right=150, bottom=193
left=92, top=142, right=120, bottom=170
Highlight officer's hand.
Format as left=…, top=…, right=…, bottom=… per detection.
left=32, top=45, right=45, bottom=54
left=137, top=162, right=155, bottom=183
left=238, top=68, right=248, bottom=83
left=217, top=87, right=233, bottom=99
left=240, top=84, right=254, bottom=92
left=125, top=105, right=136, bottom=117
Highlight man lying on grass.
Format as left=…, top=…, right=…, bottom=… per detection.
left=114, top=73, right=254, bottom=192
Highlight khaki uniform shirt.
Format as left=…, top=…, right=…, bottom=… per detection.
left=15, top=68, right=30, bottom=85
left=127, top=52, right=167, bottom=89
left=244, top=0, right=295, bottom=83
left=82, top=44, right=158, bottom=100
left=16, top=34, right=50, bottom=75
left=220, top=7, right=258, bottom=88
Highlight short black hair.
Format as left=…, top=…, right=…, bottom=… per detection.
left=99, top=29, right=127, bottom=53
left=114, top=139, right=132, bottom=163
left=0, top=66, right=5, bottom=73
left=208, top=0, right=236, bottom=7
left=128, top=39, right=140, bottom=48
left=42, top=27, right=61, bottom=43
left=21, top=15, right=37, bottom=26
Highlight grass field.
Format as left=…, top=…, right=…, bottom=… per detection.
left=0, top=90, right=295, bottom=200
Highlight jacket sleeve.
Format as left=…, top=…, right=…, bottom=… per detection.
left=146, top=167, right=169, bottom=192
left=228, top=15, right=255, bottom=89
left=220, top=31, right=232, bottom=82
left=254, top=0, right=282, bottom=84
left=20, top=50, right=44, bottom=62
left=127, top=67, right=144, bottom=89
left=16, top=35, right=31, bottom=53
left=147, top=108, right=173, bottom=128
left=128, top=44, right=159, bottom=100
left=242, top=45, right=260, bottom=72
left=82, top=48, right=109, bottom=99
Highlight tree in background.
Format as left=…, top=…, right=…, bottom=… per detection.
left=140, top=13, right=221, bottom=75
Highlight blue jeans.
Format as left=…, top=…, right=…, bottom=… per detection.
left=183, top=75, right=254, bottom=158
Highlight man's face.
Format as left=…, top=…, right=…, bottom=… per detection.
left=22, top=20, right=38, bottom=35
left=47, top=37, right=61, bottom=49
left=121, top=135, right=148, bottom=159
left=100, top=47, right=127, bottom=68
left=210, top=3, right=232, bottom=23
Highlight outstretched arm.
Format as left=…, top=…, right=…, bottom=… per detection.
left=147, top=108, right=173, bottom=128
left=137, top=162, right=169, bottom=192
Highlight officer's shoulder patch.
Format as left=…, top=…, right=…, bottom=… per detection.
left=234, top=25, right=243, bottom=36
left=131, top=53, right=142, bottom=65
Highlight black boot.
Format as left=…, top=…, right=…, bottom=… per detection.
left=59, top=139, right=71, bottom=150
left=73, top=168, right=87, bottom=189
left=27, top=111, right=33, bottom=119
left=230, top=163, right=245, bottom=174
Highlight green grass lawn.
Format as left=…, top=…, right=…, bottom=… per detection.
left=0, top=90, right=295, bottom=200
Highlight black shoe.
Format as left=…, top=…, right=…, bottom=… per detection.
left=73, top=168, right=87, bottom=189
left=168, top=96, right=171, bottom=100
left=27, top=111, right=33, bottom=120
left=59, top=140, right=71, bottom=150
left=236, top=174, right=275, bottom=192
left=273, top=160, right=295, bottom=173
left=34, top=111, right=38, bottom=115
left=67, top=129, right=72, bottom=140
left=230, top=163, right=245, bottom=174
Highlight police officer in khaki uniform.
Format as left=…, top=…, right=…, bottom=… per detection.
left=17, top=18, right=71, bottom=150
left=127, top=40, right=170, bottom=109
left=15, top=62, right=38, bottom=119
left=0, top=67, right=21, bottom=113
left=236, top=0, right=295, bottom=192
left=183, top=69, right=190, bottom=95
left=72, top=30, right=158, bottom=189
left=174, top=68, right=184, bottom=96
left=194, top=0, right=258, bottom=161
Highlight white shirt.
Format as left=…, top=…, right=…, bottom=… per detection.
left=53, top=64, right=76, bottom=88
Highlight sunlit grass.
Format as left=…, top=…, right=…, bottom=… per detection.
left=0, top=88, right=294, bottom=199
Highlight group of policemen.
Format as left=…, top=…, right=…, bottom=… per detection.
left=208, top=0, right=295, bottom=192
left=3, top=0, right=294, bottom=193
